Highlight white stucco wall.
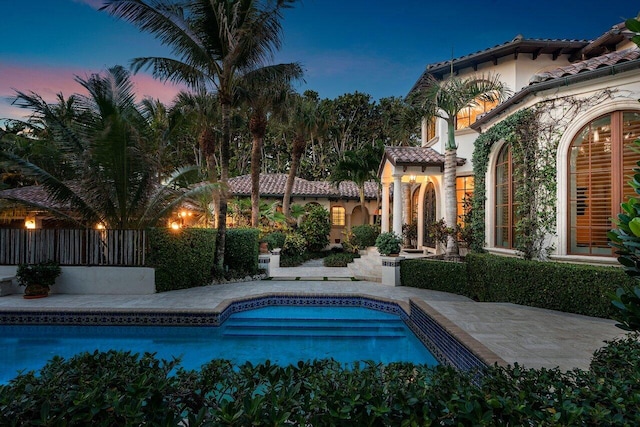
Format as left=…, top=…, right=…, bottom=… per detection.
left=0, top=265, right=156, bottom=295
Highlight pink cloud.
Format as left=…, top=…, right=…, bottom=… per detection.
left=0, top=63, right=187, bottom=121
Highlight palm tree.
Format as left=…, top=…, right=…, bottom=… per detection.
left=236, top=68, right=302, bottom=227
left=416, top=73, right=509, bottom=259
left=101, top=0, right=301, bottom=273
left=0, top=66, right=212, bottom=228
left=281, top=91, right=325, bottom=218
left=329, top=143, right=383, bottom=224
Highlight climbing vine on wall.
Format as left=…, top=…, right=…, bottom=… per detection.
left=471, top=91, right=614, bottom=259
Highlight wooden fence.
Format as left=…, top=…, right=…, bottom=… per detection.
left=0, top=229, right=146, bottom=266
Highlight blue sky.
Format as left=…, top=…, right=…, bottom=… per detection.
left=0, top=0, right=638, bottom=122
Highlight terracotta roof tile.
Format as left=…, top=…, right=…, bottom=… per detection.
left=228, top=174, right=378, bottom=199
left=382, top=146, right=466, bottom=167
left=529, top=47, right=640, bottom=84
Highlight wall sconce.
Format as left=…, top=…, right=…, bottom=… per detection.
left=409, top=175, right=416, bottom=184
left=24, top=218, right=36, bottom=229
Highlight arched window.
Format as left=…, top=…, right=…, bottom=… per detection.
left=495, top=144, right=515, bottom=248
left=456, top=97, right=499, bottom=130
left=568, top=111, right=640, bottom=255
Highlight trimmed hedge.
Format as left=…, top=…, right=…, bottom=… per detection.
left=323, top=252, right=360, bottom=267
left=2, top=337, right=640, bottom=426
left=147, top=228, right=259, bottom=292
left=400, top=258, right=468, bottom=296
left=224, top=228, right=259, bottom=277
left=466, top=253, right=634, bottom=318
left=401, top=253, right=636, bottom=318
left=146, top=228, right=216, bottom=292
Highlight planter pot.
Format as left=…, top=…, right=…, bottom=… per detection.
left=259, top=242, right=269, bottom=254
left=23, top=284, right=50, bottom=299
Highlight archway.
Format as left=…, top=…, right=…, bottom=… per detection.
left=423, top=182, right=436, bottom=247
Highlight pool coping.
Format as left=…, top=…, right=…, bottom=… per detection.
left=0, top=292, right=506, bottom=370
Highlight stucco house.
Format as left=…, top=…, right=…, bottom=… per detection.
left=380, top=20, right=640, bottom=264
left=228, top=174, right=379, bottom=244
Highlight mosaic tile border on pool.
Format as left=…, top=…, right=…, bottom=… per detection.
left=0, top=293, right=500, bottom=370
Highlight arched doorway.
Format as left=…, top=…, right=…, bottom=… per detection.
left=351, top=205, right=369, bottom=226
left=423, top=182, right=436, bottom=247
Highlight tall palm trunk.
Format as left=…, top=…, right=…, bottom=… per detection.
left=444, top=120, right=459, bottom=260
left=214, top=99, right=232, bottom=275
left=359, top=186, right=367, bottom=225
left=282, top=135, right=305, bottom=218
left=250, top=114, right=267, bottom=227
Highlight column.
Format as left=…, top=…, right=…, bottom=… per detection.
left=403, top=183, right=411, bottom=225
left=393, top=174, right=403, bottom=236
left=381, top=180, right=390, bottom=233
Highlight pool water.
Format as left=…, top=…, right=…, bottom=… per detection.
left=0, top=306, right=438, bottom=383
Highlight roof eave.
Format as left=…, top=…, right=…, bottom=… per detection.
left=471, top=58, right=640, bottom=132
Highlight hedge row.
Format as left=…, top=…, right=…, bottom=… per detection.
left=401, top=253, right=636, bottom=318
left=146, top=228, right=217, bottom=292
left=400, top=258, right=467, bottom=296
left=147, top=228, right=259, bottom=292
left=2, top=336, right=639, bottom=426
left=224, top=228, right=259, bottom=277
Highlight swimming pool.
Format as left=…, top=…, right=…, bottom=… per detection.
left=0, top=295, right=495, bottom=383
left=0, top=305, right=438, bottom=383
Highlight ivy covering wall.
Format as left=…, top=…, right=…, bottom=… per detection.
left=471, top=92, right=613, bottom=259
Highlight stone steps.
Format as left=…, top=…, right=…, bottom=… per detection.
left=348, top=247, right=382, bottom=282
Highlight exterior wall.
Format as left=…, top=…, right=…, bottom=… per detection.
left=0, top=265, right=155, bottom=295
left=482, top=69, right=640, bottom=263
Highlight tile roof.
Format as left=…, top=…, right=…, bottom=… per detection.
left=228, top=174, right=379, bottom=200
left=0, top=175, right=380, bottom=211
left=409, top=37, right=589, bottom=94
left=0, top=185, right=69, bottom=210
left=529, top=47, right=640, bottom=84
left=381, top=146, right=466, bottom=168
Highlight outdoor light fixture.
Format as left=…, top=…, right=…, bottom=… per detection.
left=170, top=221, right=181, bottom=230
left=96, top=223, right=106, bottom=230
left=24, top=218, right=36, bottom=229
left=409, top=175, right=417, bottom=184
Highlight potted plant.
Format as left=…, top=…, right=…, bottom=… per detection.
left=16, top=260, right=62, bottom=299
left=402, top=223, right=418, bottom=248
left=375, top=232, right=402, bottom=256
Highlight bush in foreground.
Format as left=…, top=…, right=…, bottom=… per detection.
left=2, top=336, right=640, bottom=426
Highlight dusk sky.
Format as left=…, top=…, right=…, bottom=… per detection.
left=1, top=0, right=638, bottom=123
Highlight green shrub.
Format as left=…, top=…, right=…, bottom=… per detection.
left=0, top=351, right=181, bottom=426
left=375, top=231, right=402, bottom=256
left=465, top=253, right=634, bottom=318
left=323, top=252, right=360, bottom=267
left=590, top=332, right=640, bottom=380
left=299, top=205, right=330, bottom=252
left=400, top=259, right=468, bottom=296
left=262, top=231, right=286, bottom=250
left=282, top=232, right=307, bottom=257
left=3, top=349, right=640, bottom=426
left=224, top=228, right=259, bottom=277
left=351, top=224, right=379, bottom=249
left=146, top=228, right=216, bottom=292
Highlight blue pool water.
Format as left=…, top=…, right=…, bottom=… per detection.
left=0, top=306, right=437, bottom=383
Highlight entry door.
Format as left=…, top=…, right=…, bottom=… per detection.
left=423, top=182, right=436, bottom=247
